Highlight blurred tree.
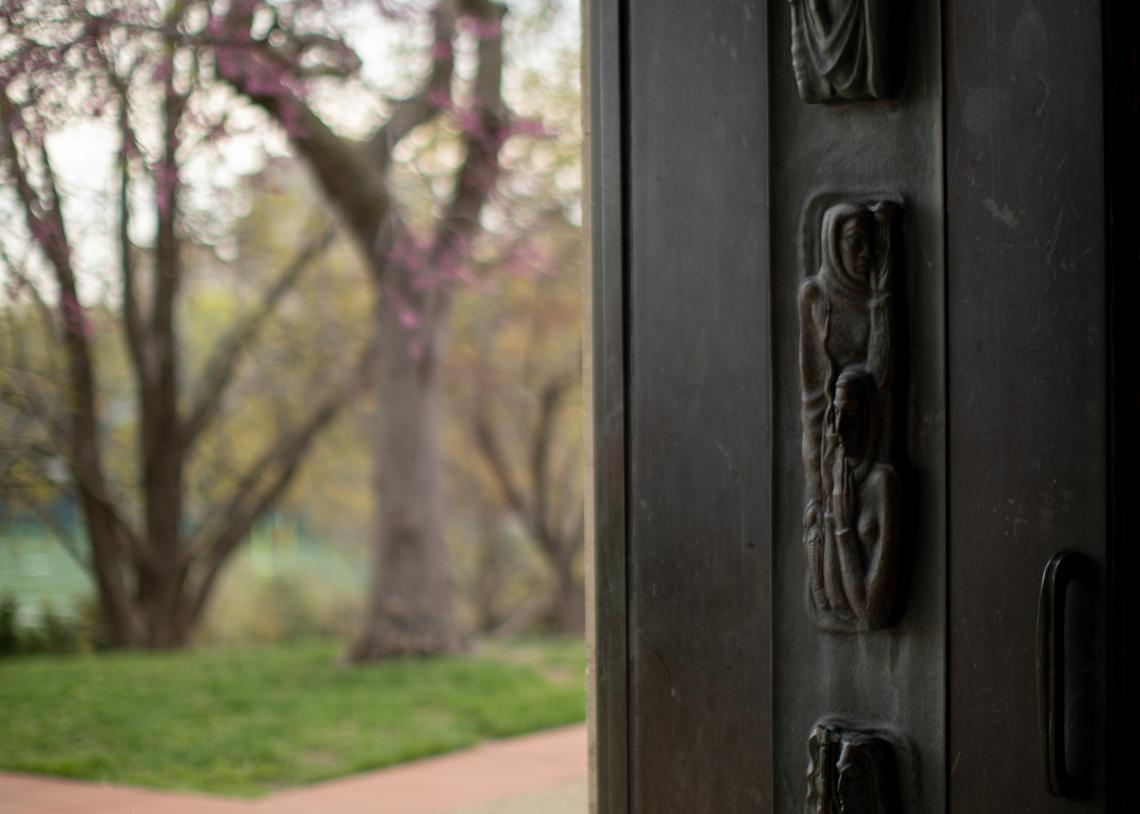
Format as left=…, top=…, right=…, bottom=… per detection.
left=0, top=0, right=373, bottom=648
left=213, top=0, right=571, bottom=660
left=446, top=207, right=583, bottom=633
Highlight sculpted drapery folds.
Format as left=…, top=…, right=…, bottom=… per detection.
left=807, top=722, right=900, bottom=814
left=799, top=200, right=901, bottom=631
left=789, top=0, right=895, bottom=103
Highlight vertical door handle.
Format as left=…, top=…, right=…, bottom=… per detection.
left=1036, top=551, right=1091, bottom=798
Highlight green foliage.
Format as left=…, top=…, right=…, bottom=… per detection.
left=0, top=594, right=102, bottom=657
left=0, top=596, right=17, bottom=655
left=0, top=637, right=586, bottom=797
left=0, top=528, right=91, bottom=617
left=194, top=529, right=365, bottom=646
left=0, top=522, right=365, bottom=649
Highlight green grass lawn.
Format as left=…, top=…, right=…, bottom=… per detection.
left=0, top=637, right=585, bottom=797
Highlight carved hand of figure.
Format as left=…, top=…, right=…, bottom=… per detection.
left=804, top=500, right=828, bottom=609
left=871, top=206, right=892, bottom=297
left=832, top=450, right=854, bottom=532
left=820, top=402, right=840, bottom=498
left=870, top=251, right=890, bottom=303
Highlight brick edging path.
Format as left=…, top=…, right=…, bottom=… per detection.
left=0, top=724, right=586, bottom=814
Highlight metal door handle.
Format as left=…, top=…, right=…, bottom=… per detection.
left=1036, top=551, right=1091, bottom=798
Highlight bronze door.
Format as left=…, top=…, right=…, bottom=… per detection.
left=588, top=0, right=1133, bottom=811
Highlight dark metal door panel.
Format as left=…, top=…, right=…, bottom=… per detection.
left=945, top=0, right=1107, bottom=811
left=596, top=0, right=1119, bottom=810
left=768, top=0, right=947, bottom=810
left=625, top=0, right=773, bottom=809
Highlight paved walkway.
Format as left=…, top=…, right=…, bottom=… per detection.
left=0, top=726, right=586, bottom=814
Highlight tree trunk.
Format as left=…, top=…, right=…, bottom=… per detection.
left=92, top=553, right=194, bottom=649
left=84, top=515, right=143, bottom=648
left=349, top=279, right=461, bottom=662
left=135, top=568, right=193, bottom=649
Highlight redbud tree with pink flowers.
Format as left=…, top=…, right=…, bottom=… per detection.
left=0, top=0, right=578, bottom=656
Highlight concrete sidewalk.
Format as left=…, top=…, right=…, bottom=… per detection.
left=0, top=725, right=586, bottom=814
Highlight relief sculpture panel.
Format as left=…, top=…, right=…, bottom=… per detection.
left=799, top=200, right=902, bottom=632
left=807, top=722, right=901, bottom=814
left=789, top=0, right=897, bottom=103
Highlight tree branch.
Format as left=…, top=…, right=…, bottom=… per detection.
left=181, top=338, right=377, bottom=605
left=1, top=89, right=149, bottom=577
left=98, top=43, right=149, bottom=394
left=216, top=4, right=390, bottom=256
left=529, top=369, right=574, bottom=548
left=11, top=478, right=89, bottom=572
left=0, top=369, right=65, bottom=440
left=425, top=0, right=508, bottom=318
left=0, top=243, right=59, bottom=351
left=364, top=1, right=458, bottom=169
left=182, top=225, right=336, bottom=448
left=473, top=398, right=529, bottom=520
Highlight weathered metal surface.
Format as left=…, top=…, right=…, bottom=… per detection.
left=586, top=0, right=629, bottom=811
left=588, top=0, right=1126, bottom=810
left=625, top=0, right=773, bottom=809
left=945, top=0, right=1107, bottom=810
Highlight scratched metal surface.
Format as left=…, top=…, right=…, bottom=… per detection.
left=625, top=0, right=773, bottom=809
left=945, top=0, right=1108, bottom=810
left=598, top=0, right=1119, bottom=810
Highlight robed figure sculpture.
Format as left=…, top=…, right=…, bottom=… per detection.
left=799, top=200, right=902, bottom=631
left=789, top=0, right=896, bottom=103
left=807, top=722, right=900, bottom=814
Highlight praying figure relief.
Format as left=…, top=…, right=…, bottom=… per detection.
left=789, top=0, right=896, bottom=103
left=799, top=200, right=901, bottom=631
left=807, top=723, right=900, bottom=814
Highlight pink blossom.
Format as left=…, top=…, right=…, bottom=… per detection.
left=280, top=104, right=311, bottom=140
left=60, top=293, right=92, bottom=339
left=216, top=47, right=242, bottom=81
left=154, top=164, right=178, bottom=216
left=410, top=271, right=438, bottom=292
left=442, top=263, right=474, bottom=284
left=29, top=217, right=56, bottom=246
left=452, top=106, right=483, bottom=137
left=508, top=117, right=553, bottom=139
left=387, top=233, right=431, bottom=271
left=396, top=303, right=419, bottom=329
left=426, top=88, right=451, bottom=110
left=460, top=17, right=502, bottom=41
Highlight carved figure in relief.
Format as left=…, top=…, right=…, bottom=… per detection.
left=807, top=723, right=900, bottom=814
left=799, top=201, right=899, bottom=631
left=834, top=733, right=898, bottom=814
left=789, top=0, right=894, bottom=103
left=817, top=367, right=900, bottom=627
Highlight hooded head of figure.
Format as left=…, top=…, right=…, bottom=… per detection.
left=820, top=202, right=877, bottom=303
left=833, top=365, right=880, bottom=471
left=835, top=733, right=899, bottom=814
